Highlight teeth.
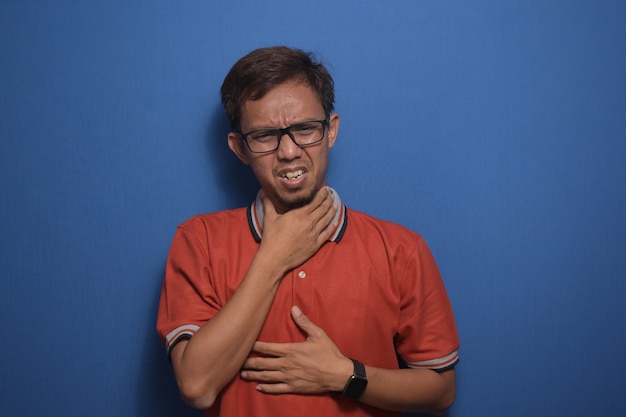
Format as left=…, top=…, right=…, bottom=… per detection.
left=282, top=170, right=304, bottom=180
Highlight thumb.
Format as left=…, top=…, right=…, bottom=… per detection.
left=291, top=305, right=319, bottom=336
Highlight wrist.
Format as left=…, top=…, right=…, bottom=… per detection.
left=251, top=248, right=289, bottom=282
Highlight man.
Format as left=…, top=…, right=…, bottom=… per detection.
left=157, top=46, right=459, bottom=417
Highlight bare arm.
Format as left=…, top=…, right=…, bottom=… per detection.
left=170, top=187, right=338, bottom=409
left=359, top=367, right=455, bottom=415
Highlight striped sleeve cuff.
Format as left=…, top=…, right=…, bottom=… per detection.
left=405, top=350, right=459, bottom=372
left=165, top=324, right=200, bottom=355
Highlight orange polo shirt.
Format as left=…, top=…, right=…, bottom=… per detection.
left=157, top=189, right=459, bottom=417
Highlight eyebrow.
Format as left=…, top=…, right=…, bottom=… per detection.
left=244, top=117, right=324, bottom=132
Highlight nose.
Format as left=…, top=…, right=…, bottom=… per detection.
left=276, top=131, right=302, bottom=160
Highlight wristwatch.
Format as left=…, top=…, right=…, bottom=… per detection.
left=342, top=358, right=368, bottom=400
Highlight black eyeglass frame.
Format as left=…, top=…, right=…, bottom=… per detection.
left=236, top=117, right=330, bottom=154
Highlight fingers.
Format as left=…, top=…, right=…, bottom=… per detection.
left=255, top=382, right=290, bottom=394
left=309, top=186, right=336, bottom=215
left=308, top=188, right=338, bottom=239
left=240, top=367, right=291, bottom=394
left=242, top=353, right=279, bottom=372
left=250, top=341, right=284, bottom=357
left=240, top=366, right=291, bottom=394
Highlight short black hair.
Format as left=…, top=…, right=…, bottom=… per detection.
left=220, top=46, right=335, bottom=130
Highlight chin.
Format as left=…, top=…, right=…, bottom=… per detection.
left=278, top=190, right=316, bottom=211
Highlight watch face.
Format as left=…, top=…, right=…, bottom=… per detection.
left=345, top=375, right=368, bottom=399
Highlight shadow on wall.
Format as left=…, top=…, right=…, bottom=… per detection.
left=207, top=103, right=259, bottom=209
left=136, top=266, right=203, bottom=417
left=134, top=105, right=256, bottom=417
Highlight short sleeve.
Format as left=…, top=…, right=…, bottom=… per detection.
left=395, top=236, right=459, bottom=371
left=156, top=221, right=222, bottom=355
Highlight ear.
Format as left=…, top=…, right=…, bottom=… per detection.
left=227, top=132, right=250, bottom=165
left=327, top=113, right=340, bottom=148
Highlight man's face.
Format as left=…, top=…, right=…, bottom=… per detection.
left=228, top=81, right=339, bottom=213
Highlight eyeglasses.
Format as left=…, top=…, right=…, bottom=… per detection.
left=237, top=118, right=329, bottom=154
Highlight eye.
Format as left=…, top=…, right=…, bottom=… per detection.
left=248, top=130, right=277, bottom=142
left=292, top=123, right=318, bottom=135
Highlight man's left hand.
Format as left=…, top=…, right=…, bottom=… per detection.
left=240, top=306, right=352, bottom=395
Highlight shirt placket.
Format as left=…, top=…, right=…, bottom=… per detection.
left=291, top=261, right=315, bottom=318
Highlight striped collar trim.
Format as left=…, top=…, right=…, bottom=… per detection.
left=247, top=187, right=347, bottom=243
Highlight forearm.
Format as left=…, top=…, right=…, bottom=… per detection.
left=171, top=253, right=285, bottom=408
left=358, top=367, right=456, bottom=415
left=167, top=189, right=339, bottom=409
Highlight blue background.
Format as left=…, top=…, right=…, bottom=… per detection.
left=1, top=1, right=625, bottom=416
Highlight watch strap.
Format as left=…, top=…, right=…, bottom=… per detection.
left=351, top=358, right=366, bottom=378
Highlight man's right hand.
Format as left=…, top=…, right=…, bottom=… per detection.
left=258, top=187, right=338, bottom=275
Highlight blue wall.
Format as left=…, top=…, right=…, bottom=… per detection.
left=1, top=1, right=625, bottom=416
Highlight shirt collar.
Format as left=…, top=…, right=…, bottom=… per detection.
left=247, top=187, right=347, bottom=243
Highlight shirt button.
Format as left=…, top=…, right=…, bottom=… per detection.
left=298, top=270, right=306, bottom=279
